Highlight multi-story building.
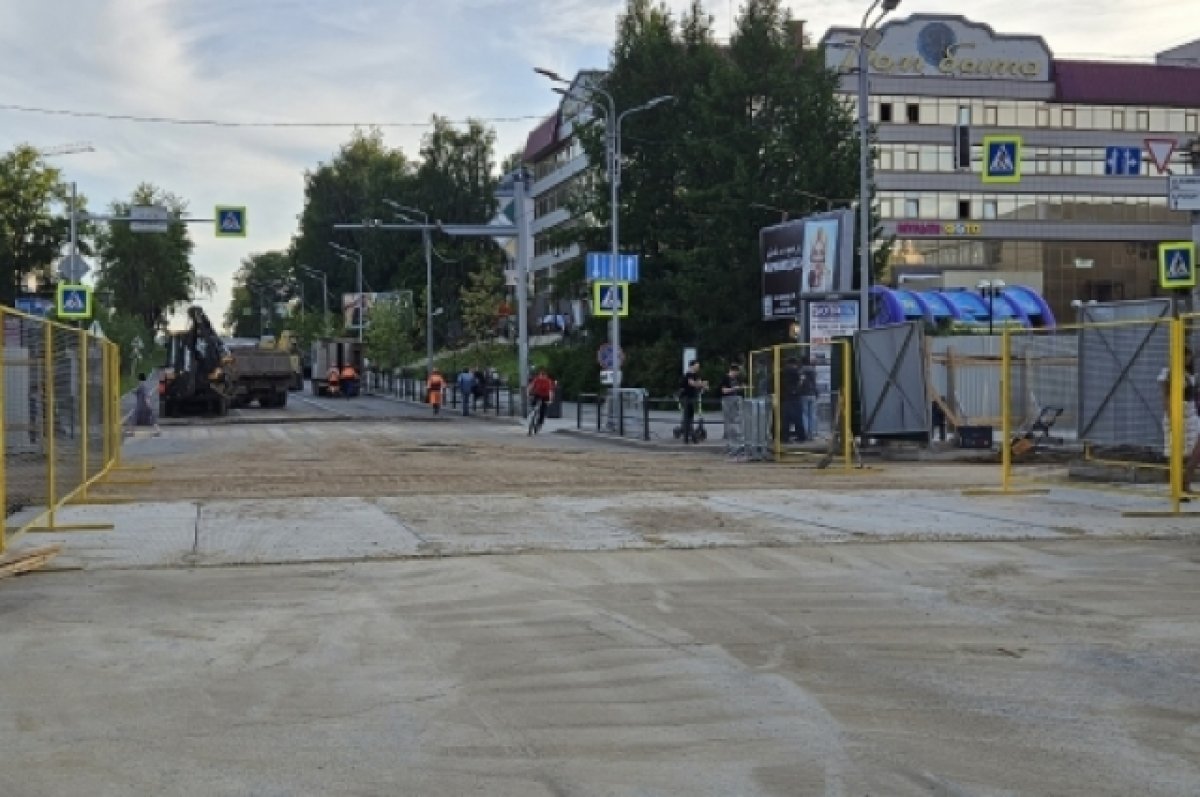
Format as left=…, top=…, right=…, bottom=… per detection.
left=820, top=14, right=1200, bottom=321
left=521, top=71, right=602, bottom=325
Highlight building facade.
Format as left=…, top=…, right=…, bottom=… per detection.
left=821, top=15, right=1200, bottom=321
left=520, top=72, right=602, bottom=324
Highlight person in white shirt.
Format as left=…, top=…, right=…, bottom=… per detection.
left=1158, top=347, right=1200, bottom=497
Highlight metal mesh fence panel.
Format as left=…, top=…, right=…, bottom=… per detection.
left=1004, top=319, right=1176, bottom=500
left=2, top=308, right=121, bottom=553
left=52, top=325, right=84, bottom=509
left=2, top=313, right=49, bottom=531
left=747, top=341, right=851, bottom=468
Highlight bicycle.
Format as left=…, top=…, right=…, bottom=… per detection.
left=527, top=396, right=546, bottom=435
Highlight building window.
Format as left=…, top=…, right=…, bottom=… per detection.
left=904, top=198, right=919, bottom=218
left=1037, top=107, right=1050, bottom=127
left=906, top=103, right=920, bottom=124
left=1113, top=110, right=1125, bottom=130
left=1137, top=110, right=1150, bottom=130
left=983, top=200, right=998, bottom=220
left=879, top=103, right=893, bottom=123
left=879, top=149, right=893, bottom=170
left=1188, top=113, right=1199, bottom=133
left=984, top=105, right=998, bottom=126
left=1062, top=108, right=1076, bottom=128
left=957, top=199, right=970, bottom=220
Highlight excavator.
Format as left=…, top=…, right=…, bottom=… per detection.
left=158, top=306, right=233, bottom=417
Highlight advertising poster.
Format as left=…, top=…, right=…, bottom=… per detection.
left=807, top=299, right=860, bottom=398
left=343, top=292, right=404, bottom=329
left=759, top=220, right=805, bottom=320
left=800, top=218, right=840, bottom=297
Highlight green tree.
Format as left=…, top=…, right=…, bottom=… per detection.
left=0, top=145, right=77, bottom=305
left=459, top=264, right=504, bottom=343
left=94, top=183, right=207, bottom=329
left=364, top=294, right=415, bottom=372
left=561, top=0, right=861, bottom=393
left=225, top=250, right=296, bottom=337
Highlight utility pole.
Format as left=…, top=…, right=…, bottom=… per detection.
left=515, top=169, right=532, bottom=408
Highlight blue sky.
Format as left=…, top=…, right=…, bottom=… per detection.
left=0, top=0, right=1193, bottom=330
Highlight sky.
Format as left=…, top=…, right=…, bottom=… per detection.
left=1, top=0, right=1194, bottom=331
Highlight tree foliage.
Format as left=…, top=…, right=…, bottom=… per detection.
left=0, top=145, right=76, bottom=305
left=94, top=183, right=204, bottom=329
left=225, top=250, right=296, bottom=338
left=564, top=0, right=860, bottom=393
left=459, top=264, right=505, bottom=342
left=287, top=123, right=504, bottom=348
left=364, top=294, right=415, bottom=372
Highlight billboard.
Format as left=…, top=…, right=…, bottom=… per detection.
left=760, top=210, right=856, bottom=319
left=760, top=220, right=805, bottom=320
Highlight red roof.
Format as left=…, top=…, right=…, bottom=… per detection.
left=1054, top=60, right=1200, bottom=108
left=523, top=114, right=560, bottom=163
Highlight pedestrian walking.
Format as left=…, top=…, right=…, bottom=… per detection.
left=719, top=363, right=744, bottom=444
left=798, top=354, right=819, bottom=440
left=426, top=368, right=446, bottom=415
left=679, top=360, right=708, bottom=444
left=457, top=367, right=475, bottom=416
left=1160, top=347, right=1200, bottom=497
left=127, top=372, right=161, bottom=437
left=781, top=357, right=805, bottom=442
left=472, top=366, right=487, bottom=410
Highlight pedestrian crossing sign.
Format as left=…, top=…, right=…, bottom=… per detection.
left=1158, top=241, right=1196, bottom=290
left=982, top=135, right=1022, bottom=184
left=56, top=284, right=92, bottom=320
left=592, top=281, right=630, bottom=317
left=215, top=206, right=247, bottom=238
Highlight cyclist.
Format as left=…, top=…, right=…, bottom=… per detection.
left=527, top=368, right=555, bottom=434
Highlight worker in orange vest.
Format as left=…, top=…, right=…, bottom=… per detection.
left=340, top=363, right=359, bottom=398
left=326, top=365, right=341, bottom=397
left=426, top=368, right=445, bottom=415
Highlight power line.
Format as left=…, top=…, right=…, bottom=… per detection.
left=0, top=102, right=545, bottom=129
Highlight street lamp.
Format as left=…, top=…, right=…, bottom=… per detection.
left=856, top=0, right=901, bottom=328
left=383, top=199, right=435, bottom=378
left=329, top=242, right=364, bottom=342
left=299, top=265, right=331, bottom=336
left=977, top=278, right=1006, bottom=336
left=537, top=67, right=674, bottom=396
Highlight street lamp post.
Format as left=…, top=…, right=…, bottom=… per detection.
left=383, top=200, right=435, bottom=379
left=977, top=279, right=1006, bottom=336
left=537, top=68, right=673, bottom=397
left=300, top=266, right=331, bottom=336
left=329, top=242, right=364, bottom=342
left=856, top=0, right=901, bottom=329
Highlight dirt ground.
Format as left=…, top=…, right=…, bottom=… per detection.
left=119, top=420, right=1005, bottom=501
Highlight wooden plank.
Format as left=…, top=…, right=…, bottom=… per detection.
left=0, top=545, right=62, bottom=579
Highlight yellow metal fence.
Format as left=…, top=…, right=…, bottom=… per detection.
left=1000, top=315, right=1196, bottom=514
left=1, top=307, right=122, bottom=554
left=748, top=341, right=854, bottom=469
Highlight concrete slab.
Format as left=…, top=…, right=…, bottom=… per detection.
left=22, top=501, right=199, bottom=570
left=196, top=498, right=424, bottom=565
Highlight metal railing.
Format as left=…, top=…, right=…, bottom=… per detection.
left=364, top=370, right=524, bottom=417
left=3, top=307, right=122, bottom=553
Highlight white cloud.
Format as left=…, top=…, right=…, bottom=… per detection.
left=0, top=0, right=1194, bottom=330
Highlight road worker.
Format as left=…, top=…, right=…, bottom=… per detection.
left=426, top=368, right=446, bottom=415
left=340, top=363, right=359, bottom=398
left=326, top=365, right=341, bottom=397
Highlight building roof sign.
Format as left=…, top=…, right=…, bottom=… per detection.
left=821, top=15, right=1052, bottom=82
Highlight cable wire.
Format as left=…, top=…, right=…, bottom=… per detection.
left=0, top=102, right=544, bottom=129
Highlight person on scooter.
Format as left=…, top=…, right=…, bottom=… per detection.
left=679, top=360, right=708, bottom=444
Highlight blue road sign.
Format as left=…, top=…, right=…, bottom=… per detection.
left=57, top=284, right=92, bottom=320
left=215, top=205, right=247, bottom=238
left=1104, top=146, right=1141, bottom=176
left=586, top=252, right=640, bottom=283
left=982, top=135, right=1021, bottom=183
left=596, top=343, right=626, bottom=368
left=1159, top=242, right=1196, bottom=289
